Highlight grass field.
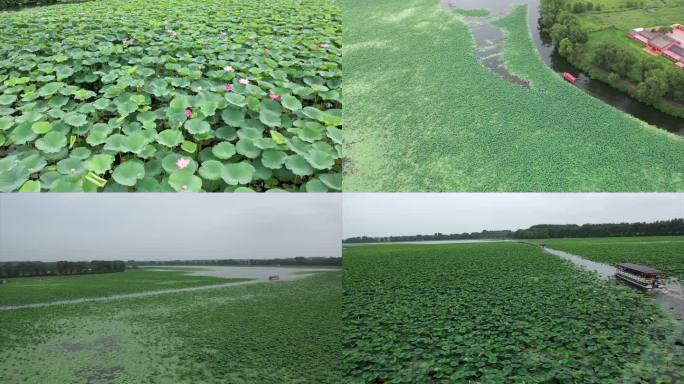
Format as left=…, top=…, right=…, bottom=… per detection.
left=343, top=0, right=684, bottom=191
left=575, top=0, right=684, bottom=75
left=343, top=242, right=684, bottom=383
left=0, top=0, right=342, bottom=192
left=0, top=268, right=248, bottom=306
left=0, top=271, right=341, bottom=383
left=534, top=236, right=684, bottom=281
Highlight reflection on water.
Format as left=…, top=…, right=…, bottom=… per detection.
left=443, top=0, right=684, bottom=135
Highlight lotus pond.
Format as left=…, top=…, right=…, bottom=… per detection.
left=0, top=0, right=341, bottom=192
left=343, top=0, right=684, bottom=191
left=343, top=242, right=684, bottom=383
left=535, top=236, right=684, bottom=282
left=0, top=268, right=250, bottom=307
left=0, top=271, right=342, bottom=383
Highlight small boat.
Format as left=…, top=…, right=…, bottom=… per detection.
left=268, top=275, right=280, bottom=281
left=563, top=72, right=577, bottom=84
left=615, top=263, right=665, bottom=289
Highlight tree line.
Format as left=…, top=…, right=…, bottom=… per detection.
left=540, top=0, right=684, bottom=111
left=343, top=219, right=684, bottom=243
left=136, top=257, right=342, bottom=267
left=0, top=260, right=126, bottom=278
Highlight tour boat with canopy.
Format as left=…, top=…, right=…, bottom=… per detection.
left=615, top=263, right=665, bottom=289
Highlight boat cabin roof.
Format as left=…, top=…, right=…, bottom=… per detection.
left=616, top=263, right=664, bottom=276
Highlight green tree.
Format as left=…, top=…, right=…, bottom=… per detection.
left=559, top=37, right=575, bottom=57
left=636, top=70, right=668, bottom=103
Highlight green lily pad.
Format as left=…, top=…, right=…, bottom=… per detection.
left=221, top=107, right=245, bottom=126
left=185, top=118, right=211, bottom=135
left=304, top=148, right=335, bottom=170
left=259, top=99, right=282, bottom=127
left=224, top=92, right=246, bottom=107
left=261, top=149, right=288, bottom=169
left=281, top=95, right=302, bottom=111
left=0, top=94, right=18, bottom=105
left=285, top=154, right=314, bottom=176
left=112, top=160, right=145, bottom=186
left=56, top=157, right=86, bottom=176
left=31, top=121, right=53, bottom=134
left=198, top=160, right=224, bottom=181
left=168, top=169, right=202, bottom=192
left=0, top=117, right=14, bottom=131
left=18, top=180, right=41, bottom=192
left=235, top=138, right=261, bottom=159
left=318, top=173, right=341, bottom=191
left=305, top=178, right=328, bottom=192
left=157, top=129, right=184, bottom=147
left=87, top=154, right=115, bottom=174
left=35, top=131, right=67, bottom=153
left=221, top=162, right=255, bottom=185
left=212, top=142, right=236, bottom=159
left=64, top=113, right=88, bottom=127
left=181, top=140, right=198, bottom=153
left=0, top=165, right=31, bottom=192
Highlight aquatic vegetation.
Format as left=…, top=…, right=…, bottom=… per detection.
left=343, top=0, right=683, bottom=191
left=343, top=242, right=684, bottom=382
left=537, top=236, right=684, bottom=282
left=0, top=272, right=341, bottom=383
left=0, top=0, right=341, bottom=192
left=452, top=8, right=490, bottom=17
left=0, top=268, right=247, bottom=306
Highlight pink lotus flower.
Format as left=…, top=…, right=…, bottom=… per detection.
left=269, top=93, right=280, bottom=101
left=238, top=78, right=250, bottom=85
left=184, top=108, right=192, bottom=118
left=223, top=65, right=234, bottom=72
left=176, top=157, right=190, bottom=169
left=225, top=84, right=233, bottom=92
left=316, top=43, right=330, bottom=49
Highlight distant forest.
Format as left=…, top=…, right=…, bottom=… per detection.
left=343, top=219, right=684, bottom=243
left=136, top=257, right=342, bottom=267
left=0, top=260, right=126, bottom=278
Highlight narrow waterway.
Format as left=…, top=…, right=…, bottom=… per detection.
left=541, top=245, right=684, bottom=323
left=442, top=0, right=684, bottom=135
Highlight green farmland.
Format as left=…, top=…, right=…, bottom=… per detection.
left=343, top=242, right=684, bottom=383
left=0, top=268, right=248, bottom=306
left=343, top=0, right=684, bottom=191
left=535, top=236, right=684, bottom=281
left=0, top=270, right=341, bottom=383
left=0, top=0, right=342, bottom=192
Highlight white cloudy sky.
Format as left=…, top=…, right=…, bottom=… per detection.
left=343, top=193, right=683, bottom=238
left=0, top=194, right=341, bottom=261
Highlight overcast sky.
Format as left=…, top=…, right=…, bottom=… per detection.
left=343, top=193, right=683, bottom=238
left=0, top=194, right=341, bottom=262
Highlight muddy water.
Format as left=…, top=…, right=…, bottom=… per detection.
left=0, top=266, right=338, bottom=311
left=542, top=246, right=684, bottom=323
left=443, top=0, right=684, bottom=135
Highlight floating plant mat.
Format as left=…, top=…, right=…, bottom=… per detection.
left=343, top=242, right=684, bottom=382
left=0, top=0, right=342, bottom=192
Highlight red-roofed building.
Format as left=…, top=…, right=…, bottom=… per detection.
left=628, top=24, right=684, bottom=69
